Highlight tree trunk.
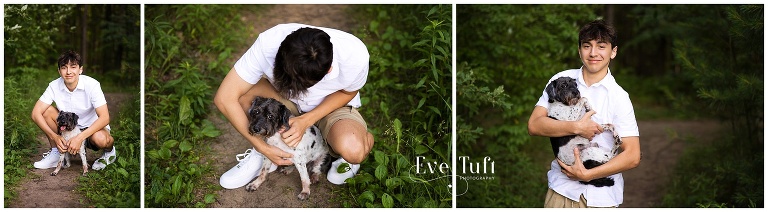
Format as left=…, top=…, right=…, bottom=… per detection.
left=80, top=5, right=88, bottom=68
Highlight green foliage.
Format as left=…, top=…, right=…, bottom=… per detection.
left=659, top=5, right=764, bottom=207
left=345, top=5, right=452, bottom=208
left=456, top=5, right=599, bottom=207
left=661, top=134, right=763, bottom=208
left=77, top=95, right=142, bottom=208
left=144, top=5, right=249, bottom=207
left=3, top=73, right=47, bottom=207
left=98, top=5, right=142, bottom=87
left=4, top=4, right=75, bottom=69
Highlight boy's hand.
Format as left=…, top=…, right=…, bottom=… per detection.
left=575, top=110, right=603, bottom=140
left=557, top=147, right=592, bottom=182
left=281, top=115, right=312, bottom=147
left=52, top=135, right=68, bottom=153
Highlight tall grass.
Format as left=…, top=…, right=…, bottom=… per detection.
left=343, top=5, right=452, bottom=208
left=76, top=94, right=142, bottom=207
left=144, top=5, right=251, bottom=207
left=3, top=72, right=47, bottom=207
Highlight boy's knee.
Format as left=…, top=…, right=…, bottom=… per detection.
left=336, top=133, right=373, bottom=164
left=90, top=130, right=114, bottom=149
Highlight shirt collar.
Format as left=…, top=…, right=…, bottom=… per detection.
left=577, top=66, right=615, bottom=88
left=60, top=77, right=85, bottom=92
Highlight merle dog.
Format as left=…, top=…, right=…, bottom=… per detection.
left=51, top=111, right=88, bottom=176
left=546, top=76, right=622, bottom=187
left=244, top=96, right=329, bottom=200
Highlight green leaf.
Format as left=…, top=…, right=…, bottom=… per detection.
left=415, top=145, right=429, bottom=155
left=178, top=140, right=192, bottom=152
left=382, top=193, right=394, bottom=208
left=171, top=175, right=183, bottom=195
left=200, top=120, right=221, bottom=138
left=373, top=150, right=387, bottom=166
left=162, top=140, right=179, bottom=149
left=117, top=168, right=129, bottom=178
left=147, top=150, right=159, bottom=160
left=337, top=162, right=351, bottom=174
left=179, top=96, right=193, bottom=125
left=204, top=194, right=216, bottom=204
left=375, top=164, right=388, bottom=181
left=359, top=190, right=375, bottom=205
left=159, top=147, right=172, bottom=160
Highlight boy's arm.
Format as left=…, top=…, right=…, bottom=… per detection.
left=31, top=100, right=67, bottom=152
left=281, top=89, right=357, bottom=147
left=527, top=106, right=603, bottom=139
left=214, top=68, right=294, bottom=165
left=557, top=136, right=641, bottom=181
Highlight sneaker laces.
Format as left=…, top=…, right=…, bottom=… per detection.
left=42, top=150, right=52, bottom=158
left=97, top=149, right=115, bottom=163
left=235, top=149, right=255, bottom=164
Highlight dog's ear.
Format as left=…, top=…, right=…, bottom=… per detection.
left=546, top=80, right=557, bottom=103
left=279, top=104, right=292, bottom=131
left=72, top=113, right=79, bottom=121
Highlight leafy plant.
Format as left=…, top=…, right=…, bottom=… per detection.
left=3, top=74, right=46, bottom=207
left=77, top=96, right=142, bottom=207
left=345, top=4, right=452, bottom=208
left=144, top=5, right=249, bottom=207
left=659, top=5, right=763, bottom=208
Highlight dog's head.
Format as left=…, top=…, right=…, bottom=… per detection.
left=57, top=111, right=79, bottom=133
left=247, top=96, right=292, bottom=136
left=546, top=76, right=581, bottom=105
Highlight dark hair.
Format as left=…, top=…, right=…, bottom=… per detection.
left=578, top=19, right=617, bottom=47
left=273, top=27, right=333, bottom=99
left=57, top=50, right=83, bottom=68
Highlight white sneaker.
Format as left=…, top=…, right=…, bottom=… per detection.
left=327, top=158, right=360, bottom=185
left=34, top=149, right=60, bottom=169
left=220, top=148, right=264, bottom=189
left=92, top=146, right=117, bottom=170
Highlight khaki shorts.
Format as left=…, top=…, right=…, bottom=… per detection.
left=544, top=187, right=617, bottom=208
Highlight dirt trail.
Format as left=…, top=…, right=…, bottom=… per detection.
left=621, top=120, right=723, bottom=207
left=205, top=4, right=359, bottom=208
left=9, top=93, right=133, bottom=208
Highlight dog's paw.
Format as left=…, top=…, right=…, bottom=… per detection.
left=50, top=172, right=58, bottom=176
left=280, top=166, right=295, bottom=175
left=297, top=192, right=310, bottom=200
left=245, top=181, right=262, bottom=192
left=310, top=173, right=321, bottom=184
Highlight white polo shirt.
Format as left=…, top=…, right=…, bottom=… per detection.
left=234, top=23, right=369, bottom=113
left=39, top=75, right=110, bottom=131
left=535, top=68, right=639, bottom=207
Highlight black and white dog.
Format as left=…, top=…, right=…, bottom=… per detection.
left=51, top=111, right=89, bottom=176
left=546, top=76, right=622, bottom=187
left=244, top=96, right=329, bottom=200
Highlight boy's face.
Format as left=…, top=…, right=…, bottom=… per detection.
left=58, top=61, right=82, bottom=85
left=578, top=40, right=617, bottom=74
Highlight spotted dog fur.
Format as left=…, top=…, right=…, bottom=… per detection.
left=244, top=96, right=329, bottom=200
left=51, top=111, right=89, bottom=176
left=546, top=76, right=622, bottom=187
